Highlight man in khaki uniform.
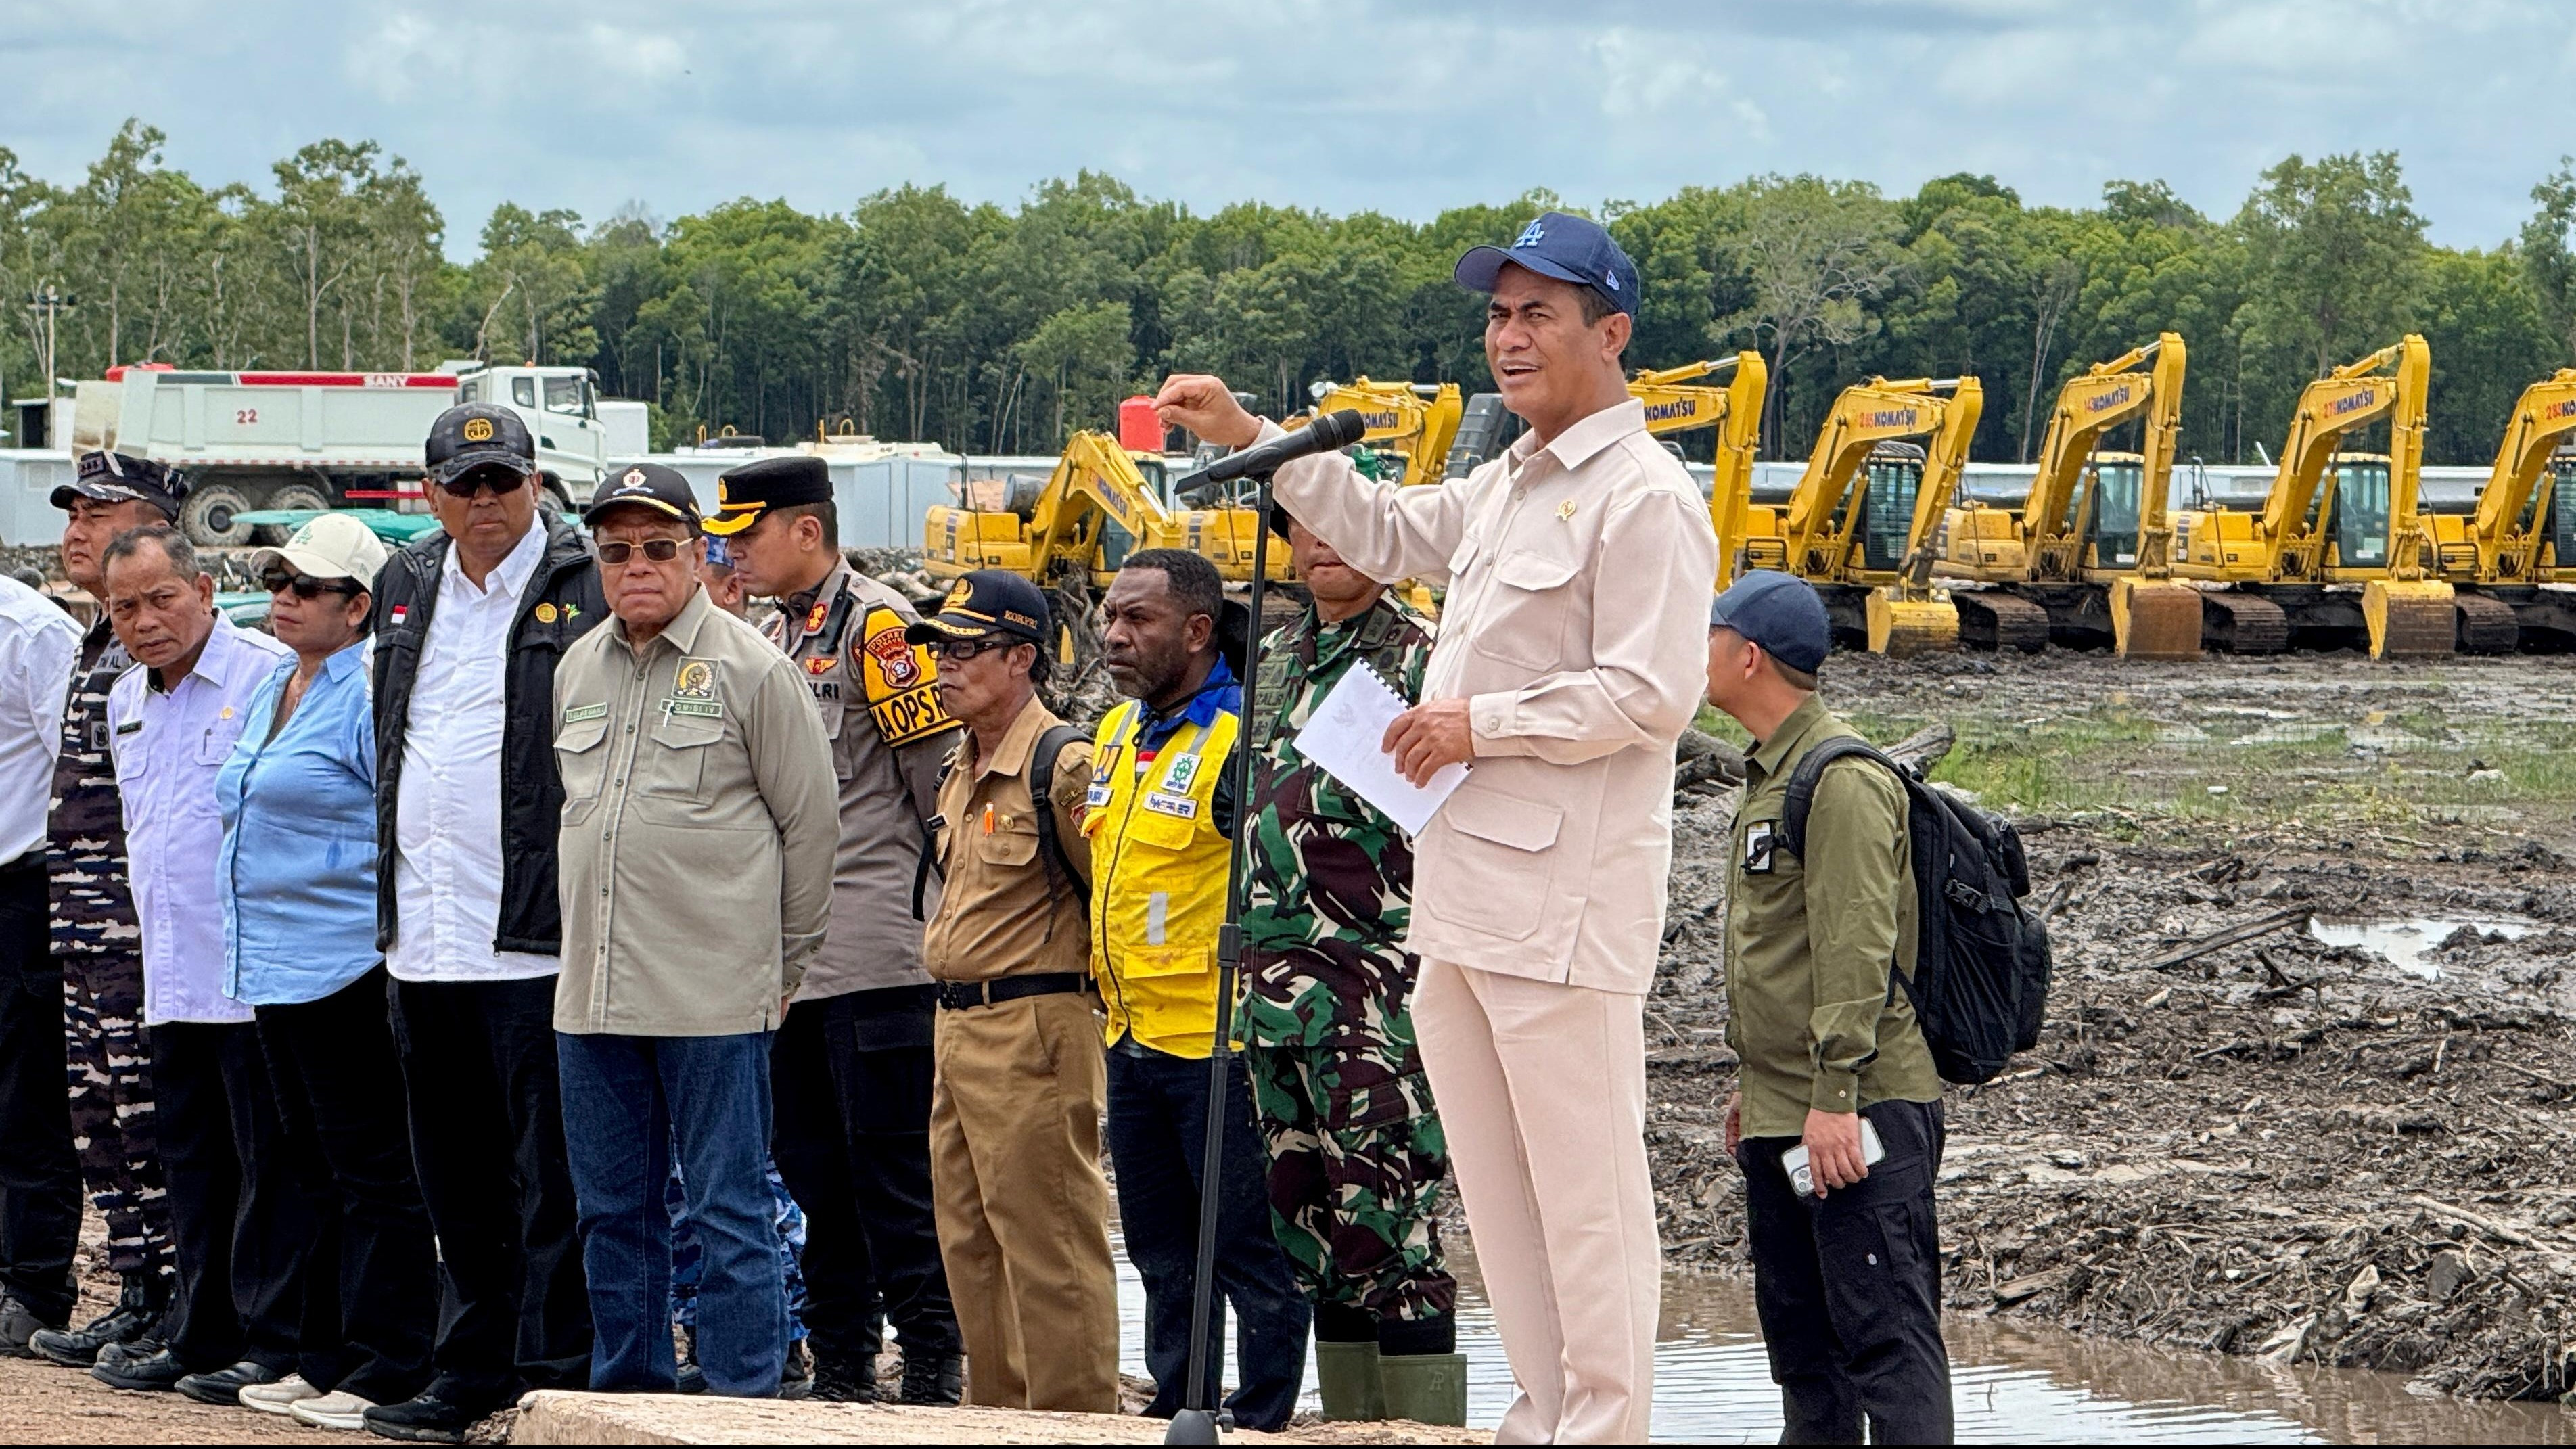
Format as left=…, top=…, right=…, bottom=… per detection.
left=1705, top=571, right=1949, bottom=1445
left=906, top=570, right=1118, bottom=1414
left=550, top=465, right=838, bottom=1398
left=712, top=454, right=965, bottom=1403
left=1155, top=212, right=1717, bottom=1444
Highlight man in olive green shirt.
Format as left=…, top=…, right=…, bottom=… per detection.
left=1704, top=571, right=1951, bottom=1445
left=550, top=465, right=838, bottom=1399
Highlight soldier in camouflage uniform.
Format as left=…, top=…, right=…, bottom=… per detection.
left=28, top=453, right=179, bottom=1368
left=1239, top=509, right=1464, bottom=1427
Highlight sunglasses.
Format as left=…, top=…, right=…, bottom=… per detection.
left=260, top=567, right=362, bottom=599
left=596, top=538, right=688, bottom=565
left=435, top=469, right=530, bottom=499
left=931, top=637, right=1019, bottom=664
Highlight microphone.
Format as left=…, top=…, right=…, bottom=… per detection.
left=1189, top=409, right=1368, bottom=488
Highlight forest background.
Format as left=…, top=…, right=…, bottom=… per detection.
left=14, top=119, right=2576, bottom=466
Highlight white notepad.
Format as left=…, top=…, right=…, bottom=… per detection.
left=1293, top=665, right=1466, bottom=836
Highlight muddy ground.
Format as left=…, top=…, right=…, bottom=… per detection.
left=1651, top=647, right=2576, bottom=1402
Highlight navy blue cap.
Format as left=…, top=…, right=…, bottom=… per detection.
left=1454, top=212, right=1640, bottom=319
left=1709, top=571, right=1831, bottom=674
left=584, top=462, right=701, bottom=530
left=425, top=403, right=536, bottom=485
left=906, top=570, right=1051, bottom=647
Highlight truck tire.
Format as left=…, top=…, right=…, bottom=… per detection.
left=254, top=484, right=332, bottom=544
left=180, top=482, right=257, bottom=548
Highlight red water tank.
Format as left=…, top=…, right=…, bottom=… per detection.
left=1117, top=395, right=1163, bottom=453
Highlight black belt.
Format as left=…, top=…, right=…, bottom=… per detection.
left=935, top=972, right=1091, bottom=1011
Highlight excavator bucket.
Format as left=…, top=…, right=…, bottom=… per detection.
left=1866, top=590, right=1960, bottom=657
left=2362, top=580, right=2458, bottom=660
left=2111, top=579, right=2203, bottom=660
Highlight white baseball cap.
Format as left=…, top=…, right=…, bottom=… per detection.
left=249, top=512, right=390, bottom=589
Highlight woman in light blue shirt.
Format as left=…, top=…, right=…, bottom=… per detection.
left=216, top=515, right=436, bottom=1423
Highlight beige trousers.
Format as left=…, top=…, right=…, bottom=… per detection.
left=928, top=990, right=1121, bottom=1412
left=1417, top=959, right=1659, bottom=1444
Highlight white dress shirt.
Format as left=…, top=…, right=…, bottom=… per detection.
left=0, top=575, right=78, bottom=865
left=387, top=523, right=559, bottom=984
left=107, top=613, right=292, bottom=1024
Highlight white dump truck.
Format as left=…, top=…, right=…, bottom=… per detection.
left=53, top=360, right=612, bottom=545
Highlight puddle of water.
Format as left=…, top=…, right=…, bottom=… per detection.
left=1104, top=1226, right=2576, bottom=1442
left=2310, top=915, right=2533, bottom=978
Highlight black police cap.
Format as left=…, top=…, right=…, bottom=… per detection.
left=704, top=455, right=831, bottom=537
left=584, top=463, right=702, bottom=531
left=904, top=570, right=1052, bottom=647
left=426, top=403, right=536, bottom=485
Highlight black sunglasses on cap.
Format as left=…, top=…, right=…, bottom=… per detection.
left=260, top=566, right=363, bottom=599
left=435, top=467, right=531, bottom=499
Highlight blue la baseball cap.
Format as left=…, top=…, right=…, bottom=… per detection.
left=1709, top=571, right=1831, bottom=674
left=1454, top=211, right=1640, bottom=319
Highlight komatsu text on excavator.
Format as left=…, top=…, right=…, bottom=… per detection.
left=2431, top=369, right=2576, bottom=650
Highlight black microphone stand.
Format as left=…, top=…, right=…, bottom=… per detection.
left=1164, top=465, right=1281, bottom=1446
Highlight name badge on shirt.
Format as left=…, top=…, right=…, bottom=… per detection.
left=563, top=703, right=610, bottom=724
left=1085, top=781, right=1113, bottom=809
left=114, top=717, right=143, bottom=737
left=1743, top=819, right=1778, bottom=875
left=664, top=699, right=724, bottom=720
left=1141, top=791, right=1199, bottom=819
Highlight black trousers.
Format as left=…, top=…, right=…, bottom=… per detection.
left=1739, top=1098, right=1954, bottom=1446
left=256, top=969, right=438, bottom=1402
left=768, top=984, right=959, bottom=1366
left=388, top=975, right=590, bottom=1404
left=153, top=1020, right=311, bottom=1373
left=0, top=854, right=77, bottom=1323
left=1105, top=1044, right=1309, bottom=1433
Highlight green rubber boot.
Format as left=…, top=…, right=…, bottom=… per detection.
left=1379, top=1350, right=1469, bottom=1427
left=1312, top=1339, right=1387, bottom=1421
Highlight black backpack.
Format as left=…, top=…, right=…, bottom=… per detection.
left=1779, top=737, right=2052, bottom=1086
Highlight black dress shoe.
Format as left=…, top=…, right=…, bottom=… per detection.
left=898, top=1352, right=963, bottom=1406
left=0, top=1291, right=67, bottom=1358
left=361, top=1392, right=486, bottom=1444
left=93, top=1345, right=190, bottom=1392
left=92, top=1335, right=166, bottom=1371
left=176, top=1360, right=285, bottom=1406
left=29, top=1273, right=165, bottom=1367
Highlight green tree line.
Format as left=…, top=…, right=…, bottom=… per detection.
left=10, top=118, right=2576, bottom=466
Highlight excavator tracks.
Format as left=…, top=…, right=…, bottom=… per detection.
left=2454, top=592, right=2522, bottom=656
left=1952, top=590, right=2051, bottom=653
left=2201, top=592, right=2291, bottom=654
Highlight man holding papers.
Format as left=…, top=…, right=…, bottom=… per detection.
left=1237, top=510, right=1462, bottom=1428
left=1155, top=210, right=1718, bottom=1444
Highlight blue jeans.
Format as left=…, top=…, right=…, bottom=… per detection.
left=557, top=1032, right=784, bottom=1397
left=1105, top=1042, right=1309, bottom=1432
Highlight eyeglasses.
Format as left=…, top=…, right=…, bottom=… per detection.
left=595, top=538, right=687, bottom=565
left=932, top=637, right=1019, bottom=664
left=259, top=566, right=361, bottom=599
left=434, top=469, right=530, bottom=499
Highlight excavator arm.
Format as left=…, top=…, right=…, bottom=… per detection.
left=1774, top=377, right=1983, bottom=584
left=1298, top=378, right=1463, bottom=486
left=2024, top=334, right=2187, bottom=580
left=2257, top=337, right=2428, bottom=581
left=1024, top=431, right=1189, bottom=587
left=2463, top=370, right=2576, bottom=583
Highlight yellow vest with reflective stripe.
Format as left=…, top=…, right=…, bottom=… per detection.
left=1082, top=700, right=1237, bottom=1057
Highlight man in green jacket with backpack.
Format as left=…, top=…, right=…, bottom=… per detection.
left=1704, top=571, right=1954, bottom=1445
left=910, top=572, right=1120, bottom=1414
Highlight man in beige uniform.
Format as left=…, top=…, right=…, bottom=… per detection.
left=908, top=570, right=1118, bottom=1413
left=710, top=455, right=965, bottom=1404
left=1156, top=212, right=1716, bottom=1444
left=549, top=465, right=837, bottom=1397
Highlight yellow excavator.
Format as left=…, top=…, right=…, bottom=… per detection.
left=2171, top=335, right=2460, bottom=657
left=921, top=429, right=1284, bottom=593
left=1732, top=375, right=1985, bottom=653
left=2416, top=369, right=2576, bottom=650
left=1298, top=378, right=1463, bottom=486
left=1935, top=334, right=2201, bottom=656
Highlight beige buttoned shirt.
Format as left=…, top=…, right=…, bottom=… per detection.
left=552, top=585, right=840, bottom=1036
left=1269, top=396, right=1718, bottom=994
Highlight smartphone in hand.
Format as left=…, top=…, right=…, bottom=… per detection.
left=1781, top=1117, right=1886, bottom=1198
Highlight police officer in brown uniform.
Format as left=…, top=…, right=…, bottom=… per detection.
left=709, top=455, right=964, bottom=1404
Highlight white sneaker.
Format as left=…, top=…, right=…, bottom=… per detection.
left=290, top=1389, right=377, bottom=1431
left=239, top=1373, right=323, bottom=1416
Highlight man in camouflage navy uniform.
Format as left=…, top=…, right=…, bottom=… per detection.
left=712, top=455, right=965, bottom=1405
left=26, top=453, right=181, bottom=1368
left=1239, top=508, right=1464, bottom=1427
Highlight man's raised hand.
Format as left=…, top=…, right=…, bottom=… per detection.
left=1153, top=375, right=1262, bottom=449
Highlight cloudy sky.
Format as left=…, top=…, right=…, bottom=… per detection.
left=6, top=1, right=2566, bottom=253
